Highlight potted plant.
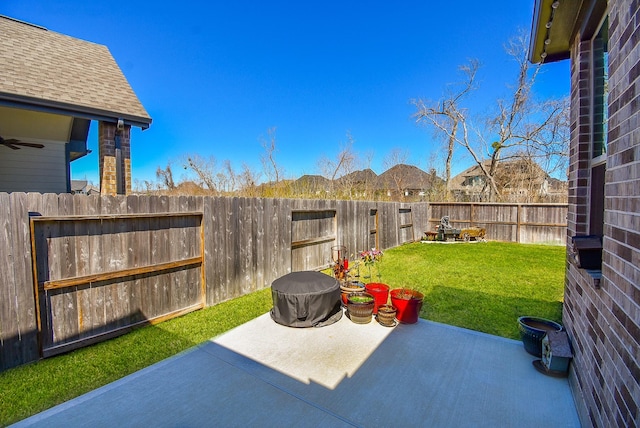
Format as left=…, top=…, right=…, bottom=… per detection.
left=517, top=316, right=563, bottom=357
left=376, top=304, right=397, bottom=327
left=359, top=248, right=383, bottom=281
left=340, top=280, right=365, bottom=306
left=359, top=249, right=389, bottom=314
left=346, top=292, right=375, bottom=324
left=365, top=282, right=390, bottom=314
left=390, top=288, right=424, bottom=324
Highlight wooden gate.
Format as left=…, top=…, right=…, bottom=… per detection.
left=29, top=212, right=204, bottom=357
left=291, top=209, right=337, bottom=271
left=369, top=209, right=379, bottom=250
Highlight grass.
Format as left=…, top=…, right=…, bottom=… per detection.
left=363, top=241, right=565, bottom=338
left=0, top=290, right=273, bottom=426
left=0, top=241, right=565, bottom=426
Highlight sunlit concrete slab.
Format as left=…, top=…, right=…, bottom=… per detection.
left=214, top=311, right=395, bottom=389
left=14, top=312, right=580, bottom=427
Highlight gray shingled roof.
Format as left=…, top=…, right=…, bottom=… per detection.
left=0, top=16, right=151, bottom=128
left=376, top=164, right=440, bottom=190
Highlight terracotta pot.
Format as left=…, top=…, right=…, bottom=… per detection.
left=376, top=304, right=397, bottom=326
left=340, top=281, right=365, bottom=306
left=365, top=283, right=390, bottom=314
left=390, top=288, right=424, bottom=324
left=346, top=292, right=375, bottom=324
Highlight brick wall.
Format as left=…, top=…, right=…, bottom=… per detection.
left=98, top=121, right=131, bottom=195
left=567, top=38, right=593, bottom=236
left=564, top=1, right=640, bottom=426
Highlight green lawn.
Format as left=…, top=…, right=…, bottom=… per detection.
left=0, top=241, right=565, bottom=426
left=367, top=241, right=565, bottom=339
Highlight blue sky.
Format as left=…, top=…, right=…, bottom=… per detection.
left=2, top=1, right=570, bottom=186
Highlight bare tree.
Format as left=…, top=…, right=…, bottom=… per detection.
left=156, top=164, right=176, bottom=190
left=184, top=154, right=217, bottom=192
left=221, top=160, right=238, bottom=193
left=260, top=127, right=283, bottom=184
left=237, top=163, right=260, bottom=197
left=412, top=32, right=569, bottom=202
left=382, top=148, right=409, bottom=170
left=317, top=132, right=359, bottom=198
left=381, top=148, right=411, bottom=200
left=477, top=32, right=569, bottom=201
left=412, top=59, right=479, bottom=199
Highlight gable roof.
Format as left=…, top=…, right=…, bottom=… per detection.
left=336, top=168, right=377, bottom=186
left=292, top=174, right=332, bottom=191
left=376, top=164, right=440, bottom=190
left=450, top=159, right=553, bottom=192
left=0, top=15, right=151, bottom=129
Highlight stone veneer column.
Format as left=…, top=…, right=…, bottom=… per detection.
left=98, top=121, right=132, bottom=195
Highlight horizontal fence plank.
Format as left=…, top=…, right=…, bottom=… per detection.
left=29, top=211, right=203, bottom=222
left=291, top=235, right=337, bottom=249
left=43, top=257, right=203, bottom=290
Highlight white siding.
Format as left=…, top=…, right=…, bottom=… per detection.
left=0, top=141, right=67, bottom=193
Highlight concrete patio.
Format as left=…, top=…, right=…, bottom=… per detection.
left=14, top=311, right=580, bottom=427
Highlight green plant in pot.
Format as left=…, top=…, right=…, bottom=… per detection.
left=359, top=249, right=389, bottom=314
left=346, top=292, right=375, bottom=324
left=340, top=281, right=365, bottom=306
left=390, top=288, right=424, bottom=324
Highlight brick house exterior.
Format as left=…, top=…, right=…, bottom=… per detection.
left=531, top=0, right=639, bottom=426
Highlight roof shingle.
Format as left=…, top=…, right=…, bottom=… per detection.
left=0, top=16, right=151, bottom=128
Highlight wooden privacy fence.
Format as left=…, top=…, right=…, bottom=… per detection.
left=1, top=193, right=422, bottom=371
left=428, top=203, right=567, bottom=245
left=0, top=194, right=566, bottom=371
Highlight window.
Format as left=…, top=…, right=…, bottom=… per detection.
left=589, top=16, right=608, bottom=237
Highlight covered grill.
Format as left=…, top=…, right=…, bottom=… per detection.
left=270, top=271, right=342, bottom=327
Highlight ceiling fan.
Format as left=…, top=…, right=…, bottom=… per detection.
left=0, top=135, right=45, bottom=150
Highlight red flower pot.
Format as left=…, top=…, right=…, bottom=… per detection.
left=390, top=289, right=424, bottom=324
left=365, top=283, right=390, bottom=314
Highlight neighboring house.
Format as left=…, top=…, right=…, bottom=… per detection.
left=530, top=0, right=639, bottom=426
left=336, top=168, right=377, bottom=188
left=375, top=164, right=443, bottom=199
left=0, top=15, right=151, bottom=194
left=450, top=159, right=568, bottom=202
left=291, top=166, right=443, bottom=200
left=292, top=174, right=333, bottom=195
left=70, top=180, right=99, bottom=195
left=335, top=168, right=378, bottom=198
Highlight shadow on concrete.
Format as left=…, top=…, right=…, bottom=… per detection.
left=13, top=313, right=580, bottom=428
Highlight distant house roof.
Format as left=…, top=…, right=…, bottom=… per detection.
left=0, top=15, right=151, bottom=129
left=293, top=174, right=332, bottom=192
left=376, top=164, right=440, bottom=191
left=70, top=180, right=99, bottom=195
left=450, top=163, right=489, bottom=190
left=450, top=159, right=566, bottom=196
left=336, top=168, right=377, bottom=186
